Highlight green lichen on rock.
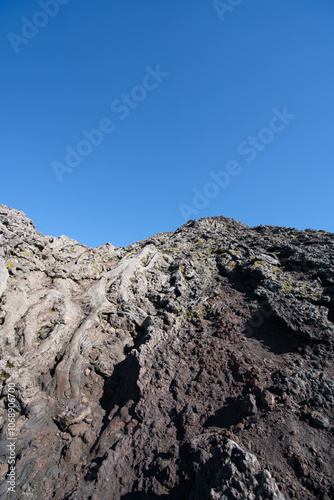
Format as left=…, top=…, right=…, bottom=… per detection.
left=7, top=260, right=14, bottom=272
left=251, top=260, right=268, bottom=268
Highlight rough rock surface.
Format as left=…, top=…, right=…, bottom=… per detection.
left=0, top=204, right=333, bottom=499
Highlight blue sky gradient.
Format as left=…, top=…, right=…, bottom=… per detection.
left=1, top=0, right=333, bottom=247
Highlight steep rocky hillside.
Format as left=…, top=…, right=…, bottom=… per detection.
left=0, top=204, right=333, bottom=499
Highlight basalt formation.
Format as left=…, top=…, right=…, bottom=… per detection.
left=0, top=204, right=333, bottom=499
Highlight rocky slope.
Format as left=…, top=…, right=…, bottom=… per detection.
left=0, top=204, right=333, bottom=499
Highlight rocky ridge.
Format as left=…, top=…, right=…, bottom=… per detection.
left=0, top=204, right=333, bottom=499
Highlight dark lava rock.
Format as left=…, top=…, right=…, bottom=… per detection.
left=0, top=205, right=334, bottom=499
left=239, top=394, right=258, bottom=416
left=190, top=437, right=285, bottom=500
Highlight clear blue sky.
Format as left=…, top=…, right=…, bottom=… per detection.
left=1, top=0, right=333, bottom=247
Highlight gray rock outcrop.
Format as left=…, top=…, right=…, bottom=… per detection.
left=0, top=205, right=333, bottom=499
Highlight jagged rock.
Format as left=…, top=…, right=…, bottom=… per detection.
left=272, top=370, right=334, bottom=407
left=190, top=438, right=285, bottom=500
left=239, top=394, right=258, bottom=416
left=307, top=411, right=330, bottom=429
left=0, top=204, right=333, bottom=499
left=259, top=389, right=275, bottom=409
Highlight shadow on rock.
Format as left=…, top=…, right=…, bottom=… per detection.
left=204, top=397, right=244, bottom=429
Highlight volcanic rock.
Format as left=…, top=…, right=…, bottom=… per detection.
left=0, top=205, right=333, bottom=499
